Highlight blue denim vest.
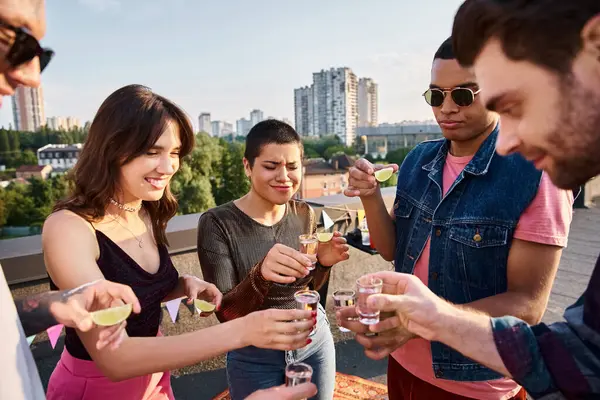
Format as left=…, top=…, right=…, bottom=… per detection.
left=393, top=126, right=542, bottom=381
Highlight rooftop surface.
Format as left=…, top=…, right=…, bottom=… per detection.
left=9, top=204, right=599, bottom=399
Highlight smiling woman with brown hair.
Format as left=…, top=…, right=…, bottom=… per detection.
left=42, top=86, right=317, bottom=400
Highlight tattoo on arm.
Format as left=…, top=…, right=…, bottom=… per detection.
left=14, top=280, right=99, bottom=336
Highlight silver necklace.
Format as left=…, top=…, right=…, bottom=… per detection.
left=110, top=198, right=142, bottom=212
left=109, top=213, right=144, bottom=248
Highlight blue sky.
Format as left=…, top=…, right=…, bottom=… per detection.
left=0, top=0, right=464, bottom=130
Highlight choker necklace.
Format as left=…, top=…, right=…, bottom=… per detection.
left=110, top=198, right=142, bottom=212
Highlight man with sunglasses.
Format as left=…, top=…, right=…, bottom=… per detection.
left=340, top=1, right=600, bottom=399
left=343, top=37, right=574, bottom=399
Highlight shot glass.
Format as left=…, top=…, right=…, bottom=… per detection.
left=356, top=276, right=383, bottom=325
left=332, top=289, right=355, bottom=332
left=299, top=233, right=318, bottom=270
left=285, top=362, right=313, bottom=387
left=294, top=289, right=319, bottom=337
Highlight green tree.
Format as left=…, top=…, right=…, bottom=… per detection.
left=0, top=189, right=7, bottom=228
left=213, top=141, right=250, bottom=205
left=0, top=129, right=10, bottom=163
left=32, top=126, right=51, bottom=148
left=189, top=133, right=222, bottom=176
left=171, top=163, right=215, bottom=214
left=20, top=150, right=38, bottom=165
left=8, top=130, right=19, bottom=152
left=4, top=183, right=35, bottom=226
left=171, top=133, right=221, bottom=214
left=49, top=175, right=70, bottom=203
left=27, top=177, right=54, bottom=222
left=323, top=145, right=343, bottom=161
left=304, top=147, right=319, bottom=159
left=385, top=147, right=413, bottom=167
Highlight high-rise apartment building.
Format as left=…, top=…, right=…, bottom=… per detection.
left=236, top=118, right=252, bottom=137
left=312, top=67, right=358, bottom=146
left=12, top=86, right=45, bottom=131
left=46, top=116, right=67, bottom=131
left=250, top=109, right=264, bottom=128
left=358, top=78, right=378, bottom=127
left=294, top=86, right=314, bottom=137
left=222, top=121, right=234, bottom=136
left=211, top=120, right=224, bottom=137
left=198, top=113, right=211, bottom=134
left=46, top=116, right=82, bottom=131
left=66, top=117, right=81, bottom=130
left=294, top=68, right=359, bottom=146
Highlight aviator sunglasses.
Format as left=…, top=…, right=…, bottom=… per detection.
left=423, top=87, right=481, bottom=108
left=0, top=21, right=53, bottom=72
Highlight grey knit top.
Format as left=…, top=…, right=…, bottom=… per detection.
left=196, top=200, right=331, bottom=323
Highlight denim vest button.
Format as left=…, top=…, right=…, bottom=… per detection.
left=435, top=229, right=442, bottom=237
left=473, top=233, right=482, bottom=242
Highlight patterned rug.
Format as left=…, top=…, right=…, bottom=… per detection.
left=213, top=372, right=388, bottom=399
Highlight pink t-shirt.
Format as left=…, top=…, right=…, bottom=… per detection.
left=392, top=153, right=574, bottom=400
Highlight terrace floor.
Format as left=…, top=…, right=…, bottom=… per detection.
left=11, top=205, right=600, bottom=399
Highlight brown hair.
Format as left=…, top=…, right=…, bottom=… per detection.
left=452, top=0, right=600, bottom=73
left=54, top=84, right=194, bottom=246
left=244, top=119, right=303, bottom=167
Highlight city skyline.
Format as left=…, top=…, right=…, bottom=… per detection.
left=0, top=0, right=464, bottom=130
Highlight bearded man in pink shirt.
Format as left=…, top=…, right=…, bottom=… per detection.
left=342, top=37, right=575, bottom=400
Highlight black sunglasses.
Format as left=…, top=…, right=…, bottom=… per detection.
left=0, top=21, right=53, bottom=72
left=423, top=87, right=481, bottom=108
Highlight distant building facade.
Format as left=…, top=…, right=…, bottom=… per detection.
left=37, top=143, right=83, bottom=169
left=358, top=78, right=378, bottom=127
left=357, top=123, right=443, bottom=158
left=12, top=86, right=45, bottom=131
left=16, top=164, right=52, bottom=180
left=198, top=113, right=211, bottom=134
left=299, top=154, right=355, bottom=199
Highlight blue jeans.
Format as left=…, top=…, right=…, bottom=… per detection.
left=226, top=304, right=336, bottom=400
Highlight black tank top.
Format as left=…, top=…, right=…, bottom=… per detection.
left=49, top=230, right=179, bottom=360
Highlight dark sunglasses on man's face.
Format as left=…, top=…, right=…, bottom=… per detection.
left=423, top=87, right=481, bottom=108
left=0, top=21, right=53, bottom=73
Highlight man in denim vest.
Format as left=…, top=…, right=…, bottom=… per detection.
left=343, top=37, right=574, bottom=399
left=341, top=1, right=600, bottom=399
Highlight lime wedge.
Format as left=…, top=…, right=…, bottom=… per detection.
left=194, top=299, right=216, bottom=313
left=90, top=303, right=133, bottom=326
left=316, top=232, right=334, bottom=242
left=374, top=167, right=395, bottom=182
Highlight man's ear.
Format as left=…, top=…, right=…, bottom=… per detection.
left=581, top=14, right=600, bottom=61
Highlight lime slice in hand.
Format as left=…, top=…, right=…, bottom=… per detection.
left=90, top=303, right=133, bottom=326
left=374, top=167, right=395, bottom=182
left=194, top=299, right=216, bottom=313
left=316, top=232, right=334, bottom=242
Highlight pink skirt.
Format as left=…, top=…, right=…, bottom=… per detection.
left=46, top=347, right=174, bottom=400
